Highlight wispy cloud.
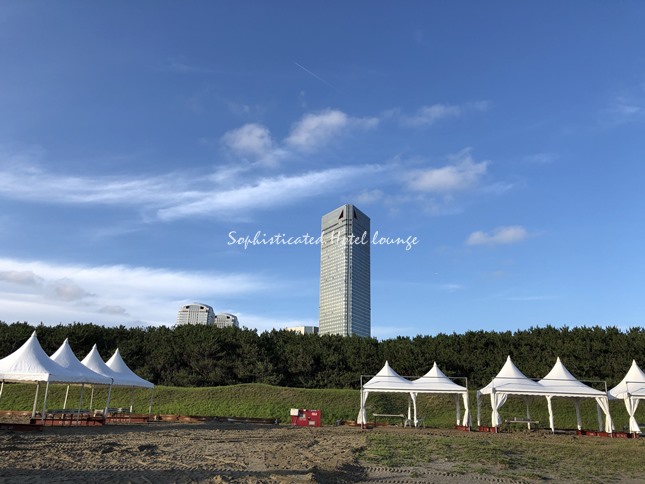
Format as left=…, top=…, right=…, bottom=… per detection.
left=159, top=57, right=213, bottom=74
left=0, top=257, right=272, bottom=325
left=355, top=189, right=384, bottom=205
left=400, top=101, right=490, bottom=127
left=523, top=153, right=558, bottom=164
left=606, top=95, right=642, bottom=124
left=466, top=226, right=529, bottom=246
left=0, top=151, right=383, bottom=222
left=0, top=159, right=180, bottom=206
left=0, top=270, right=44, bottom=286
left=405, top=149, right=488, bottom=193
left=157, top=165, right=383, bottom=221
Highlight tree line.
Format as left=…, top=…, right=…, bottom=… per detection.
left=0, top=321, right=643, bottom=389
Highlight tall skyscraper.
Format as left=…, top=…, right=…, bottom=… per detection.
left=319, top=204, right=371, bottom=337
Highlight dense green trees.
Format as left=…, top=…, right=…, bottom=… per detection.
left=0, top=321, right=642, bottom=389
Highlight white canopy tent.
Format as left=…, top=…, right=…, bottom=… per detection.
left=81, top=344, right=126, bottom=412
left=411, top=362, right=470, bottom=427
left=0, top=332, right=88, bottom=421
left=357, top=361, right=416, bottom=425
left=106, top=348, right=155, bottom=415
left=609, top=360, right=645, bottom=433
left=50, top=338, right=114, bottom=414
left=358, top=361, right=470, bottom=428
left=477, top=356, right=545, bottom=428
left=539, top=357, right=613, bottom=433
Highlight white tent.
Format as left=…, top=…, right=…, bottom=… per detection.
left=81, top=344, right=126, bottom=412
left=0, top=332, right=87, bottom=420
left=609, top=360, right=645, bottom=433
left=106, top=349, right=154, bottom=389
left=411, top=362, right=470, bottom=427
left=81, top=344, right=121, bottom=381
left=477, top=356, right=545, bottom=428
left=106, top=348, right=154, bottom=416
left=357, top=361, right=415, bottom=425
left=50, top=338, right=113, bottom=412
left=539, top=357, right=613, bottom=433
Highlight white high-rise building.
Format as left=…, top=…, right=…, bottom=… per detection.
left=214, top=313, right=239, bottom=328
left=319, top=204, right=371, bottom=337
left=176, top=303, right=215, bottom=326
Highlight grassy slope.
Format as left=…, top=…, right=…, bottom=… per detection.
left=1, top=383, right=642, bottom=430
left=360, top=431, right=645, bottom=482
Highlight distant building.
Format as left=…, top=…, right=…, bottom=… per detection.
left=214, top=312, right=239, bottom=329
left=176, top=303, right=215, bottom=325
left=285, top=325, right=319, bottom=335
left=319, top=204, right=371, bottom=337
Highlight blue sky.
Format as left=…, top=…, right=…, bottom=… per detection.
left=1, top=2, right=644, bottom=338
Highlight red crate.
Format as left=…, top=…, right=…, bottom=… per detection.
left=290, top=408, right=322, bottom=427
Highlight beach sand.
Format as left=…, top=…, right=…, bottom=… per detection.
left=0, top=420, right=529, bottom=483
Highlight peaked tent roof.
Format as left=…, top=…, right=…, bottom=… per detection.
left=479, top=356, right=545, bottom=395
left=609, top=360, right=645, bottom=399
left=0, top=332, right=87, bottom=383
left=411, top=362, right=468, bottom=394
left=81, top=344, right=124, bottom=385
left=50, top=339, right=113, bottom=386
left=362, top=361, right=414, bottom=392
left=538, top=357, right=605, bottom=397
left=105, top=349, right=154, bottom=389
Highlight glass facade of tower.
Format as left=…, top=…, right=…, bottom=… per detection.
left=319, top=204, right=371, bottom=337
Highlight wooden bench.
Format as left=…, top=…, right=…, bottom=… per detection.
left=505, top=417, right=539, bottom=430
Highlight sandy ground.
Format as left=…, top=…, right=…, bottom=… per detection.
left=0, top=420, right=528, bottom=484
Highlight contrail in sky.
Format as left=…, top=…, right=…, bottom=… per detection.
left=293, top=61, right=338, bottom=90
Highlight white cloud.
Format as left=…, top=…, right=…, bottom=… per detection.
left=406, top=149, right=488, bottom=193
left=0, top=270, right=43, bottom=285
left=607, top=96, right=642, bottom=122
left=466, top=226, right=529, bottom=246
left=98, top=305, right=128, bottom=315
left=50, top=278, right=93, bottom=301
left=0, top=160, right=182, bottom=206
left=285, top=109, right=378, bottom=152
left=355, top=189, right=383, bottom=205
left=221, top=123, right=283, bottom=166
left=0, top=257, right=272, bottom=325
left=157, top=165, right=383, bottom=221
left=0, top=152, right=384, bottom=222
left=523, top=153, right=558, bottom=164
left=401, top=101, right=489, bottom=127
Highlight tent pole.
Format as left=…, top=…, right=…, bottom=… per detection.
left=476, top=391, right=481, bottom=427
left=455, top=394, right=461, bottom=426
left=77, top=384, right=85, bottom=424
left=41, top=381, right=50, bottom=425
left=105, top=382, right=113, bottom=417
left=0, top=381, right=4, bottom=403
left=546, top=396, right=554, bottom=433
left=89, top=386, right=95, bottom=411
left=148, top=387, right=154, bottom=419
left=412, top=393, right=417, bottom=427
left=63, top=384, right=70, bottom=410
left=525, top=397, right=532, bottom=430
left=32, top=382, right=40, bottom=419
left=129, top=388, right=135, bottom=422
left=574, top=399, right=582, bottom=430
left=596, top=402, right=603, bottom=432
